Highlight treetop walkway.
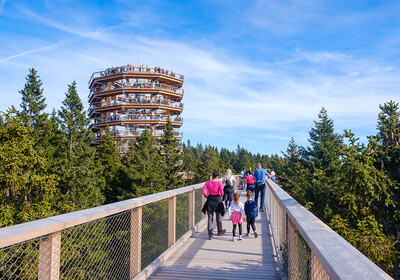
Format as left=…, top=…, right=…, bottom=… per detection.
left=0, top=178, right=393, bottom=279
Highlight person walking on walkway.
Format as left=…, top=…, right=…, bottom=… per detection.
left=240, top=169, right=246, bottom=190
left=245, top=170, right=256, bottom=197
left=222, top=169, right=237, bottom=209
left=202, top=170, right=226, bottom=240
left=228, top=192, right=245, bottom=242
left=244, top=191, right=258, bottom=238
left=253, top=163, right=269, bottom=212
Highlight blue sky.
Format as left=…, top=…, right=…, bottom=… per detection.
left=0, top=0, right=399, bottom=155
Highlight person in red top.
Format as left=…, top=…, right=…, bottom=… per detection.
left=246, top=170, right=256, bottom=197
left=202, top=170, right=226, bottom=240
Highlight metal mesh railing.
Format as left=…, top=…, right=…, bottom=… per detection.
left=0, top=238, right=40, bottom=279
left=0, top=183, right=207, bottom=280
left=176, top=193, right=189, bottom=241
left=141, top=200, right=169, bottom=270
left=195, top=188, right=204, bottom=225
left=59, top=210, right=131, bottom=280
left=288, top=219, right=311, bottom=280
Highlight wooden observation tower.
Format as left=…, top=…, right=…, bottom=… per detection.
left=88, top=65, right=184, bottom=153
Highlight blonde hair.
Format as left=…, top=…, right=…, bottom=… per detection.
left=233, top=192, right=240, bottom=204
left=225, top=169, right=232, bottom=180
left=246, top=190, right=253, bottom=199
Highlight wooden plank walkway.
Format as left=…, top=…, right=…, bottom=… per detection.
left=147, top=190, right=281, bottom=280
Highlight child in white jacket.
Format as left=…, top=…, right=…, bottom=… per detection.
left=228, top=192, right=246, bottom=241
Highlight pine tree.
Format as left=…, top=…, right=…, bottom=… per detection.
left=96, top=126, right=122, bottom=203
left=160, top=118, right=184, bottom=190
left=368, top=101, right=400, bottom=278
left=195, top=145, right=222, bottom=182
left=19, top=68, right=48, bottom=129
left=0, top=108, right=58, bottom=226
left=182, top=140, right=199, bottom=184
left=308, top=107, right=343, bottom=174
left=120, top=129, right=166, bottom=198
left=54, top=82, right=105, bottom=212
left=330, top=129, right=395, bottom=271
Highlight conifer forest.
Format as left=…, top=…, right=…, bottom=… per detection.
left=0, top=68, right=399, bottom=278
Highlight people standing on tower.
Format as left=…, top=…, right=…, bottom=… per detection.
left=222, top=169, right=237, bottom=209
left=202, top=171, right=226, bottom=240
left=253, top=163, right=269, bottom=212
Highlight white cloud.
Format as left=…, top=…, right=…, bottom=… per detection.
left=0, top=0, right=6, bottom=13
left=0, top=43, right=61, bottom=63
left=1, top=1, right=399, bottom=154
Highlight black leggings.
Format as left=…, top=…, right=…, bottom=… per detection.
left=233, top=223, right=242, bottom=237
left=247, top=216, right=256, bottom=233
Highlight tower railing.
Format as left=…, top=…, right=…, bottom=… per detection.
left=0, top=183, right=206, bottom=280
left=88, top=66, right=184, bottom=88
left=88, top=99, right=183, bottom=114
left=265, top=179, right=393, bottom=280
left=88, top=83, right=184, bottom=100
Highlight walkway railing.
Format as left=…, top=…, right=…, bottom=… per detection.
left=90, top=115, right=183, bottom=126
left=89, top=99, right=183, bottom=113
left=88, top=83, right=184, bottom=101
left=0, top=183, right=206, bottom=280
left=265, top=179, right=392, bottom=280
left=88, top=66, right=184, bottom=87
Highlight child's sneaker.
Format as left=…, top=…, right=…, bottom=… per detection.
left=238, top=235, right=243, bottom=240
left=254, top=232, right=258, bottom=238
left=245, top=233, right=250, bottom=237
left=208, top=235, right=213, bottom=240
left=232, top=237, right=237, bottom=242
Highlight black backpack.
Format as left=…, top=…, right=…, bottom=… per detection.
left=225, top=178, right=233, bottom=188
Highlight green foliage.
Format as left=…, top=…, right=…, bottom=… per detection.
left=118, top=129, right=166, bottom=199
left=282, top=106, right=400, bottom=278
left=96, top=126, right=121, bottom=203
left=19, top=68, right=48, bottom=129
left=160, top=118, right=184, bottom=190
left=0, top=108, right=57, bottom=226
left=53, top=82, right=105, bottom=212
left=194, top=145, right=222, bottom=182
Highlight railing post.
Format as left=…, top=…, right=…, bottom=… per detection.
left=189, top=190, right=195, bottom=229
left=130, top=207, right=142, bottom=278
left=38, top=231, right=61, bottom=280
left=168, top=196, right=176, bottom=247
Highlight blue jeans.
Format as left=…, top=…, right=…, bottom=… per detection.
left=255, top=182, right=266, bottom=210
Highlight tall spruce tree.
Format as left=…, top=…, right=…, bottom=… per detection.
left=182, top=140, right=199, bottom=184
left=160, top=118, right=184, bottom=190
left=120, top=129, right=166, bottom=198
left=195, top=145, right=222, bottom=182
left=368, top=101, right=400, bottom=278
left=0, top=108, right=58, bottom=226
left=306, top=107, right=343, bottom=218
left=19, top=68, right=48, bottom=129
left=96, top=126, right=122, bottom=203
left=55, top=82, right=105, bottom=212
left=308, top=107, right=343, bottom=173
left=330, top=129, right=395, bottom=272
